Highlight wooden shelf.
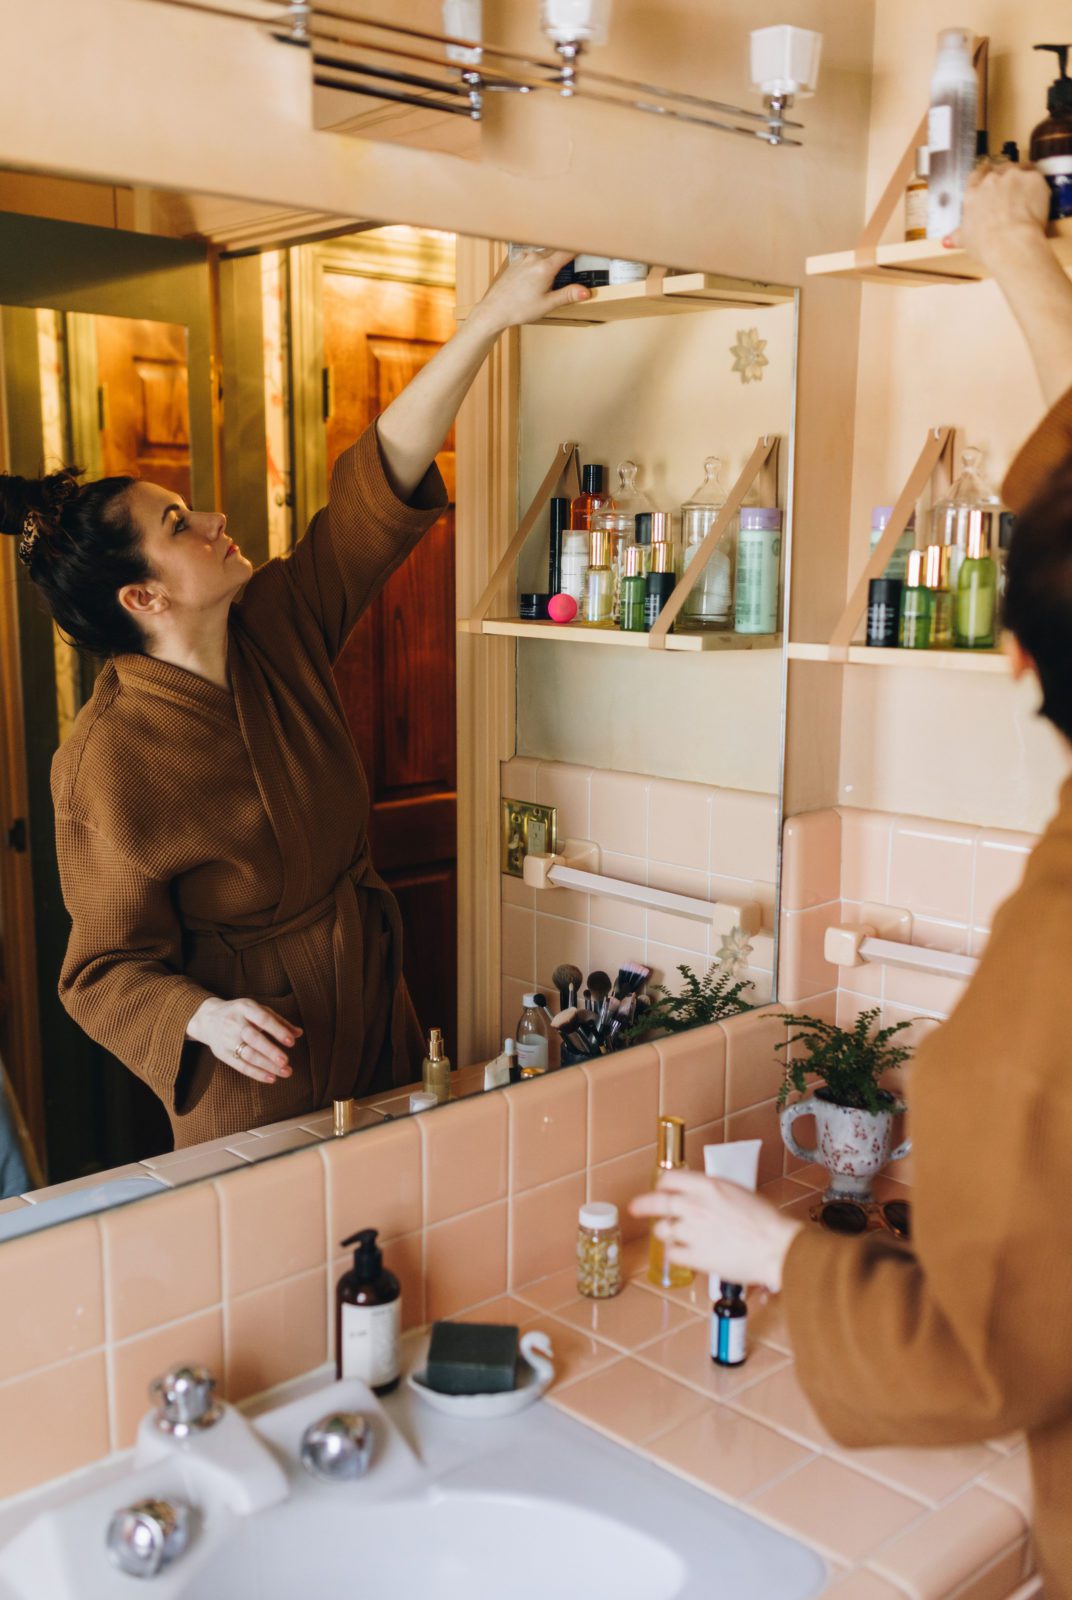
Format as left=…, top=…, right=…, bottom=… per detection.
left=461, top=618, right=781, bottom=653
left=457, top=270, right=793, bottom=325
left=787, top=641, right=1007, bottom=673
left=807, top=221, right=1072, bottom=287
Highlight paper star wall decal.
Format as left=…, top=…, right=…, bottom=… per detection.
left=730, top=327, right=768, bottom=384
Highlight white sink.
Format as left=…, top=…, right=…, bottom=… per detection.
left=188, top=1495, right=685, bottom=1600
left=0, top=1353, right=828, bottom=1600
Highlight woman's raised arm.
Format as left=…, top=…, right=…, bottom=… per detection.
left=374, top=249, right=590, bottom=500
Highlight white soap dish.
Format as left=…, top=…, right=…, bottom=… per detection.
left=408, top=1329, right=555, bottom=1418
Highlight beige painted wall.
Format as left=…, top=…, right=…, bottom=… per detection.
left=515, top=300, right=795, bottom=792
left=832, top=0, right=1072, bottom=830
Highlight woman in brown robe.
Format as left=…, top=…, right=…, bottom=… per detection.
left=633, top=170, right=1072, bottom=1597
left=0, top=249, right=590, bottom=1150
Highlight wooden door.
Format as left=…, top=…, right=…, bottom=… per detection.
left=321, top=270, right=458, bottom=1057
left=94, top=316, right=192, bottom=498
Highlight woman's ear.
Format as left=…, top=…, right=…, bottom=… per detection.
left=1004, top=632, right=1035, bottom=681
left=118, top=583, right=168, bottom=618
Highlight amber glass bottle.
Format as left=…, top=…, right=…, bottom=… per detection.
left=336, top=1229, right=401, bottom=1395
left=570, top=464, right=610, bottom=533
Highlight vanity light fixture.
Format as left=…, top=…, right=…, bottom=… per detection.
left=144, top=0, right=819, bottom=150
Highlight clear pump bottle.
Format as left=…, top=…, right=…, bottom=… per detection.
left=681, top=457, right=732, bottom=630
left=422, top=1028, right=451, bottom=1105
left=926, top=27, right=978, bottom=239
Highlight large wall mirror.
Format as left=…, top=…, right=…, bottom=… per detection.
left=0, top=201, right=796, bottom=1241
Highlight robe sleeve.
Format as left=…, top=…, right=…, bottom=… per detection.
left=1002, top=381, right=1072, bottom=513
left=783, top=876, right=1072, bottom=1447
left=54, top=813, right=213, bottom=1114
left=280, top=421, right=448, bottom=660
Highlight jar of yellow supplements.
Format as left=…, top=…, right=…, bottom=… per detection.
left=577, top=1202, right=623, bottom=1299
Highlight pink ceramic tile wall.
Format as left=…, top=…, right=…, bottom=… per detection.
left=779, top=806, right=1036, bottom=1039
left=501, top=758, right=779, bottom=1040
left=0, top=1009, right=787, bottom=1503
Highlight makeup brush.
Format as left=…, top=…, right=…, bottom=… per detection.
left=607, top=994, right=637, bottom=1049
left=612, top=961, right=652, bottom=1000
left=551, top=1007, right=599, bottom=1057
left=587, top=970, right=613, bottom=1040
left=531, top=992, right=556, bottom=1027
left=553, top=963, right=584, bottom=1014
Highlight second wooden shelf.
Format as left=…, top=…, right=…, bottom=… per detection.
left=460, top=618, right=781, bottom=653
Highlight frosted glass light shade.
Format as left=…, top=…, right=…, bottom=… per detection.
left=749, top=25, right=822, bottom=98
left=442, top=0, right=482, bottom=64
left=540, top=0, right=612, bottom=48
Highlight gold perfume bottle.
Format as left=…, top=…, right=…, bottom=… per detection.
left=422, top=1028, right=451, bottom=1105
left=648, top=1115, right=694, bottom=1289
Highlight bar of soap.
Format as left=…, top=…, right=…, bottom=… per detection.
left=425, top=1320, right=519, bottom=1395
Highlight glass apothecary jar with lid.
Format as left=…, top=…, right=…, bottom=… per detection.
left=577, top=1201, right=623, bottom=1299
left=680, top=455, right=733, bottom=630
left=591, top=460, right=656, bottom=619
left=930, top=446, right=1003, bottom=593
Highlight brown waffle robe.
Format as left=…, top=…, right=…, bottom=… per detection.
left=785, top=385, right=1072, bottom=1597
left=52, top=425, right=446, bottom=1149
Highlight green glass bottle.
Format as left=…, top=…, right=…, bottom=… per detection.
left=924, top=543, right=953, bottom=647
left=619, top=544, right=647, bottom=632
left=954, top=521, right=997, bottom=649
left=899, top=548, right=934, bottom=649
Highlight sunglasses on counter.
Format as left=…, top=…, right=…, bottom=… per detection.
left=809, top=1199, right=911, bottom=1240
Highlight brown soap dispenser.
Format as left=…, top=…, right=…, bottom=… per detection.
left=1031, top=45, right=1072, bottom=221
left=335, top=1229, right=401, bottom=1395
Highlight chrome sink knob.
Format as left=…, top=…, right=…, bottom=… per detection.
left=300, top=1412, right=374, bottom=1482
left=106, top=1497, right=190, bottom=1578
left=149, top=1363, right=223, bottom=1438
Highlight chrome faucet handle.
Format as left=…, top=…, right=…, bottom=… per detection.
left=106, top=1497, right=190, bottom=1578
left=300, top=1412, right=375, bottom=1482
left=149, top=1363, right=223, bottom=1437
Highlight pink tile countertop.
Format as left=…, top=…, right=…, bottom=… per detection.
left=483, top=1188, right=1034, bottom=1600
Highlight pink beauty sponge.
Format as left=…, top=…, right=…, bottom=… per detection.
left=547, top=593, right=578, bottom=624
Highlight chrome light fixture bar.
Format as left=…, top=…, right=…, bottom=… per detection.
left=134, top=1, right=819, bottom=150
left=273, top=4, right=819, bottom=148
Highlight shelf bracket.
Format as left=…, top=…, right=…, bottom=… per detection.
left=648, top=433, right=780, bottom=649
left=828, top=425, right=956, bottom=650
left=468, top=441, right=581, bottom=632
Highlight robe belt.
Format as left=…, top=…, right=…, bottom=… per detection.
left=183, top=851, right=393, bottom=1105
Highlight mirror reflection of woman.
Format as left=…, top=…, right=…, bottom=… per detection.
left=0, top=251, right=589, bottom=1150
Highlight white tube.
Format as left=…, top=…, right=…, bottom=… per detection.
left=704, top=1139, right=762, bottom=1192
left=704, top=1140, right=763, bottom=1300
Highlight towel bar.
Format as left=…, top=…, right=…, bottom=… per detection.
left=825, top=924, right=979, bottom=982
left=523, top=848, right=762, bottom=938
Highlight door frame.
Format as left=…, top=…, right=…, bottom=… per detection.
left=287, top=229, right=511, bottom=1068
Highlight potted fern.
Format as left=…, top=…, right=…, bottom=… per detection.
left=775, top=1007, right=913, bottom=1202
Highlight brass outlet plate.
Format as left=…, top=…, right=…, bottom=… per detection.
left=501, top=799, right=558, bottom=878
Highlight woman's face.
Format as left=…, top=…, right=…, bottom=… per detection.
left=121, top=481, right=253, bottom=621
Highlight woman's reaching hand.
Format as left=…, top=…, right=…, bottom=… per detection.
left=468, top=248, right=592, bottom=336
left=187, top=996, right=301, bottom=1085
left=951, top=162, right=1051, bottom=270
left=630, top=1169, right=803, bottom=1293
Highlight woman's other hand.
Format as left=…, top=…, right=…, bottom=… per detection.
left=951, top=163, right=1051, bottom=270
left=630, top=1170, right=803, bottom=1293
left=468, top=249, right=591, bottom=336
left=187, top=996, right=301, bottom=1085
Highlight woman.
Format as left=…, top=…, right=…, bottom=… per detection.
left=1, top=249, right=589, bottom=1150
left=634, top=168, right=1072, bottom=1597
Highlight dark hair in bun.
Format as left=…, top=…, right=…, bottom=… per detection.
left=0, top=467, right=150, bottom=656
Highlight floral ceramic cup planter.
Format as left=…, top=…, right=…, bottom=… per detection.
left=775, top=1008, right=914, bottom=1204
